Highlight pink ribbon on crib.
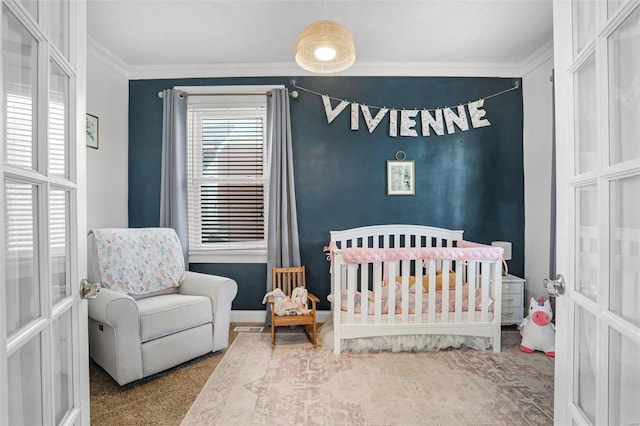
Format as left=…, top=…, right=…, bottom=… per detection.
left=324, top=240, right=506, bottom=270
left=323, top=241, right=338, bottom=272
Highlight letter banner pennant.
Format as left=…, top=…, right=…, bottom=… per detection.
left=296, top=81, right=520, bottom=138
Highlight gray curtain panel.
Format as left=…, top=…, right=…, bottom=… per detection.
left=266, top=88, right=301, bottom=323
left=160, top=89, right=189, bottom=266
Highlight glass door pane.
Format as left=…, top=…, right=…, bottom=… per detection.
left=48, top=0, right=69, bottom=58
left=574, top=54, right=598, bottom=174
left=609, top=329, right=640, bottom=425
left=50, top=188, right=69, bottom=304
left=4, top=180, right=40, bottom=336
left=576, top=184, right=598, bottom=301
left=2, top=5, right=38, bottom=170
left=7, top=335, right=43, bottom=425
left=17, top=0, right=37, bottom=21
left=52, top=310, right=74, bottom=424
left=608, top=0, right=625, bottom=18
left=609, top=175, right=640, bottom=327
left=49, top=60, right=69, bottom=179
left=575, top=306, right=597, bottom=424
left=575, top=0, right=597, bottom=54
left=608, top=6, right=640, bottom=165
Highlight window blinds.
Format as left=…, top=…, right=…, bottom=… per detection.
left=188, top=107, right=267, bottom=245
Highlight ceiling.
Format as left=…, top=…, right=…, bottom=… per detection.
left=86, top=0, right=554, bottom=77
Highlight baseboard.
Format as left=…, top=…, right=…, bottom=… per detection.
left=231, top=310, right=331, bottom=323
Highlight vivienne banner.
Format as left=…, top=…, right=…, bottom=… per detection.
left=293, top=81, right=520, bottom=138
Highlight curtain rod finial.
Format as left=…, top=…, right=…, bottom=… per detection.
left=158, top=91, right=164, bottom=98
left=290, top=90, right=299, bottom=99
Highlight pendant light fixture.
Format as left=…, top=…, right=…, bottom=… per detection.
left=295, top=4, right=355, bottom=74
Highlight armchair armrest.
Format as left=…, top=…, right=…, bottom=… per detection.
left=180, top=271, right=238, bottom=352
left=88, top=287, right=139, bottom=326
left=87, top=287, right=143, bottom=385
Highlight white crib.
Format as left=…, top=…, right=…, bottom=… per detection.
left=327, top=224, right=503, bottom=354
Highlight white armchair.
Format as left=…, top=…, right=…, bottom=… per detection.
left=87, top=228, right=238, bottom=386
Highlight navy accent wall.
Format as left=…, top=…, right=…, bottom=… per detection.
left=129, top=76, right=524, bottom=311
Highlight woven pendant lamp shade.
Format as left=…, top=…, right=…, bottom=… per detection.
left=295, top=20, right=356, bottom=73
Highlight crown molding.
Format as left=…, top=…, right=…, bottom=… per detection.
left=90, top=42, right=554, bottom=81
left=126, top=60, right=524, bottom=80
left=519, top=39, right=554, bottom=76
left=87, top=36, right=130, bottom=79
left=128, top=62, right=299, bottom=80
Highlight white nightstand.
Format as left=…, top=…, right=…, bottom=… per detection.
left=501, top=274, right=525, bottom=325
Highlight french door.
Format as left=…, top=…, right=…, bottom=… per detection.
left=553, top=0, right=640, bottom=424
left=0, top=0, right=89, bottom=424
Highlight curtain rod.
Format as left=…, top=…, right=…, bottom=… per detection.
left=157, top=91, right=273, bottom=98
left=157, top=90, right=299, bottom=99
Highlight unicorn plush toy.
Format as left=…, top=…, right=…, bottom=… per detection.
left=519, top=296, right=555, bottom=357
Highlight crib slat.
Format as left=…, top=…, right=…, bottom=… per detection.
left=332, top=250, right=344, bottom=355
left=360, top=262, right=369, bottom=322
left=441, top=259, right=450, bottom=321
left=393, top=233, right=402, bottom=277
left=401, top=260, right=410, bottom=323
left=427, top=259, right=436, bottom=323
left=373, top=262, right=382, bottom=324
left=339, top=240, right=348, bottom=292
left=347, top=264, right=357, bottom=324
left=467, top=262, right=477, bottom=323
left=415, top=261, right=423, bottom=323
left=481, top=262, right=490, bottom=322
left=455, top=260, right=463, bottom=323
left=387, top=261, right=396, bottom=324
left=492, top=261, right=502, bottom=352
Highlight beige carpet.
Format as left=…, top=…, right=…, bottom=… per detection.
left=182, top=332, right=554, bottom=425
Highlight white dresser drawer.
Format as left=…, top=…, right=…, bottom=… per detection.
left=503, top=282, right=523, bottom=294
left=502, top=293, right=523, bottom=308
left=501, top=307, right=524, bottom=325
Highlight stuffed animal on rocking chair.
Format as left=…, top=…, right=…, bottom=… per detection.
left=519, top=296, right=556, bottom=357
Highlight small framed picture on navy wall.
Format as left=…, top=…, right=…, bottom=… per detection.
left=386, top=159, right=415, bottom=196
left=86, top=113, right=99, bottom=149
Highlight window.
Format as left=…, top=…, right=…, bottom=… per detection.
left=186, top=88, right=271, bottom=263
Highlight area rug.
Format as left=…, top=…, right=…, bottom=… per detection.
left=181, top=332, right=554, bottom=425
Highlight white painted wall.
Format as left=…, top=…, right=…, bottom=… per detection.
left=523, top=54, right=554, bottom=304
left=86, top=41, right=129, bottom=230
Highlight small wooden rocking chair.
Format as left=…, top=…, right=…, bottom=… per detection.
left=268, top=266, right=318, bottom=348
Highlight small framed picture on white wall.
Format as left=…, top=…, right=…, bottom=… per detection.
left=86, top=113, right=99, bottom=149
